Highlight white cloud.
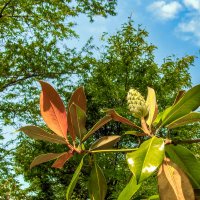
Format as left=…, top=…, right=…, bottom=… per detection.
left=177, top=15, right=200, bottom=45
left=147, top=1, right=182, bottom=20
left=183, top=0, right=200, bottom=10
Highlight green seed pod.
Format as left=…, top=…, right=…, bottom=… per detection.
left=127, top=88, right=148, bottom=118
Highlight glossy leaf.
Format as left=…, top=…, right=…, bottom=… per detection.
left=19, top=126, right=67, bottom=144
left=69, top=103, right=87, bottom=141
left=51, top=151, right=73, bottom=169
left=88, top=162, right=107, bottom=200
left=165, top=144, right=200, bottom=188
left=39, top=81, right=67, bottom=138
left=126, top=136, right=164, bottom=183
left=89, top=135, right=120, bottom=150
left=161, top=84, right=200, bottom=126
left=66, top=156, right=84, bottom=200
left=146, top=87, right=157, bottom=126
left=67, top=87, right=86, bottom=141
left=158, top=157, right=195, bottom=200
left=117, top=176, right=141, bottom=200
left=103, top=109, right=142, bottom=130
left=167, top=112, right=200, bottom=129
left=30, top=153, right=66, bottom=169
left=82, top=115, right=112, bottom=142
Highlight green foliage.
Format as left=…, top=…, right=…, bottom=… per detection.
left=18, top=80, right=200, bottom=199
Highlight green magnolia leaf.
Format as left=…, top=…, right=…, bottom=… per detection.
left=66, top=156, right=85, bottom=200
left=167, top=112, right=200, bottom=129
left=88, top=162, right=107, bottom=200
left=165, top=144, right=200, bottom=188
left=30, top=153, right=66, bottom=169
left=161, top=84, right=200, bottom=127
left=117, top=176, right=141, bottom=200
left=89, top=135, right=120, bottom=150
left=146, top=87, right=157, bottom=126
left=19, top=126, right=67, bottom=144
left=67, top=87, right=87, bottom=141
left=126, top=136, right=164, bottom=183
left=69, top=103, right=87, bottom=141
left=82, top=115, right=112, bottom=142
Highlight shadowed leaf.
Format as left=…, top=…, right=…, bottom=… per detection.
left=30, top=153, right=66, bottom=169
left=39, top=81, right=67, bottom=138
left=19, top=125, right=67, bottom=144
left=104, top=109, right=142, bottom=130
left=88, top=162, right=107, bottom=200
left=69, top=103, right=87, bottom=141
left=51, top=151, right=73, bottom=169
left=158, top=157, right=194, bottom=200
left=90, top=135, right=120, bottom=150
left=173, top=90, right=185, bottom=105
left=82, top=115, right=112, bottom=142
left=67, top=87, right=86, bottom=141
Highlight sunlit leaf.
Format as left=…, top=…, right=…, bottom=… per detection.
left=90, top=135, right=120, bottom=150
left=126, top=136, right=164, bottom=183
left=147, top=195, right=159, bottom=199
left=69, top=103, right=87, bottom=141
left=51, top=151, right=73, bottom=169
left=82, top=115, right=112, bottom=142
left=88, top=162, right=107, bottom=200
left=167, top=112, right=200, bottom=129
left=30, top=153, right=66, bottom=169
left=165, top=144, right=200, bottom=188
left=158, top=157, right=194, bottom=200
left=19, top=126, right=67, bottom=144
left=161, top=84, right=200, bottom=127
left=66, top=156, right=85, bottom=200
left=67, top=87, right=86, bottom=141
left=146, top=87, right=157, bottom=126
left=117, top=176, right=141, bottom=200
left=39, top=81, right=67, bottom=138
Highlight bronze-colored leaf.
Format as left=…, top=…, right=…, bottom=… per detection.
left=157, top=157, right=194, bottom=200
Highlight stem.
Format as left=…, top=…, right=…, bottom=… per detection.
left=88, top=148, right=138, bottom=153
left=165, top=138, right=200, bottom=145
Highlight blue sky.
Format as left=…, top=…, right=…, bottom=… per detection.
left=72, top=0, right=200, bottom=85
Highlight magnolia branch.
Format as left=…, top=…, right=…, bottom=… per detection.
left=165, top=138, right=200, bottom=145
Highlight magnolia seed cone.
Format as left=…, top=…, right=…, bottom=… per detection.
left=127, top=88, right=148, bottom=118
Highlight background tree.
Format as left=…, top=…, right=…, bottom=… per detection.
left=0, top=0, right=199, bottom=199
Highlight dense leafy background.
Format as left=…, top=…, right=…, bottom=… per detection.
left=0, top=0, right=199, bottom=199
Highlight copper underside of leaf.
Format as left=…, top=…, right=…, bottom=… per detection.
left=157, top=157, right=194, bottom=200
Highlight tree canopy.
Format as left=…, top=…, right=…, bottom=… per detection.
left=0, top=0, right=199, bottom=199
